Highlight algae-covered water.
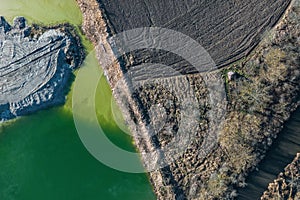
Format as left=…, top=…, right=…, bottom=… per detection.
left=0, top=0, right=155, bottom=199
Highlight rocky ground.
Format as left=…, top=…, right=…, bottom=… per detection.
left=77, top=0, right=300, bottom=199
left=261, top=153, right=300, bottom=200
left=0, top=16, right=85, bottom=121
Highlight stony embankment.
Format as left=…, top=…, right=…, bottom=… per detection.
left=261, top=153, right=300, bottom=199
left=77, top=0, right=299, bottom=199
left=0, top=17, right=84, bottom=121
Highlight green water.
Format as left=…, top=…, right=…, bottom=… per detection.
left=0, top=0, right=155, bottom=199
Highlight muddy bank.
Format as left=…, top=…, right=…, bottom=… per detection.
left=77, top=0, right=300, bottom=199
left=0, top=17, right=84, bottom=121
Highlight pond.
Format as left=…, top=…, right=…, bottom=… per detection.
left=0, top=0, right=155, bottom=199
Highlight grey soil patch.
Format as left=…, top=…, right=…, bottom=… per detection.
left=0, top=17, right=84, bottom=121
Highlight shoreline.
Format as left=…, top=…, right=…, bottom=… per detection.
left=77, top=0, right=300, bottom=199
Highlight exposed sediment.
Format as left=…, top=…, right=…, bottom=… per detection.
left=0, top=17, right=85, bottom=121
left=77, top=0, right=300, bottom=199
left=261, top=153, right=300, bottom=200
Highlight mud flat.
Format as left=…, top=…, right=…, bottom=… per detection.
left=77, top=0, right=299, bottom=199
left=0, top=17, right=84, bottom=121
